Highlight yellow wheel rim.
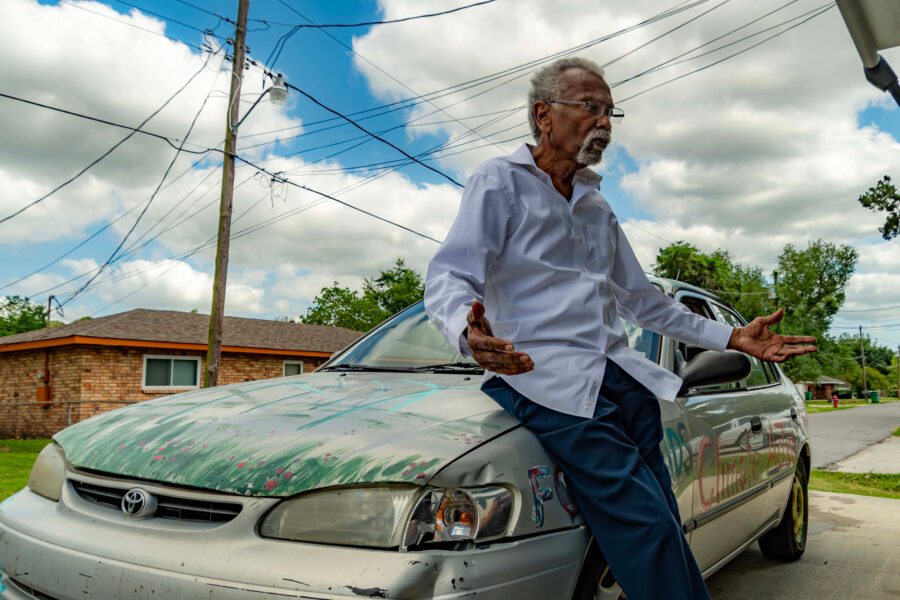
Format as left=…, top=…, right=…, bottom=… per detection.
left=791, top=474, right=806, bottom=543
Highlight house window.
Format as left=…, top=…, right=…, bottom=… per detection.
left=143, top=355, right=200, bottom=389
left=283, top=361, right=304, bottom=376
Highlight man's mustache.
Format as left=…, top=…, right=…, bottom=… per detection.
left=583, top=129, right=611, bottom=145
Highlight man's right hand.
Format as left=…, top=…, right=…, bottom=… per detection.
left=467, top=301, right=534, bottom=375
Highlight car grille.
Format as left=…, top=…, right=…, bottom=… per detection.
left=71, top=480, right=243, bottom=523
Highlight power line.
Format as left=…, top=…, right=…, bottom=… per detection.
left=0, top=92, right=214, bottom=155
left=839, top=304, right=900, bottom=313
left=0, top=56, right=215, bottom=225
left=60, top=77, right=216, bottom=308
left=277, top=78, right=464, bottom=187
left=277, top=1, right=515, bottom=156
left=616, top=3, right=835, bottom=104
left=57, top=0, right=208, bottom=52
left=240, top=0, right=718, bottom=145
left=108, top=0, right=228, bottom=41
left=261, top=0, right=497, bottom=28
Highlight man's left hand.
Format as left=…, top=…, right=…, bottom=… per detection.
left=727, top=308, right=818, bottom=363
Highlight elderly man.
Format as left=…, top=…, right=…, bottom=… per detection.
left=424, top=57, right=816, bottom=600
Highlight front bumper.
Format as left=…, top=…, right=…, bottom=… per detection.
left=0, top=482, right=589, bottom=600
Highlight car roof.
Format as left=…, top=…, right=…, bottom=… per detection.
left=648, top=276, right=729, bottom=306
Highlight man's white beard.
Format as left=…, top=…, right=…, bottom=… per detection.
left=576, top=129, right=611, bottom=166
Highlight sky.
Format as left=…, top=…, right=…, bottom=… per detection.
left=0, top=0, right=898, bottom=350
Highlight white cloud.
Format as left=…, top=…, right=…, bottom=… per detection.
left=3, top=0, right=899, bottom=332
left=0, top=0, right=301, bottom=246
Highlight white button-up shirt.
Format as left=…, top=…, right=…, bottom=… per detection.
left=425, top=144, right=734, bottom=418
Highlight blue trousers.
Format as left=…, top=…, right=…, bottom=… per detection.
left=481, top=361, right=709, bottom=600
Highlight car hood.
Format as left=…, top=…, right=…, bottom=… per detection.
left=54, top=372, right=517, bottom=497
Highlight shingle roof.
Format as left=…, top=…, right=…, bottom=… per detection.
left=0, top=309, right=362, bottom=354
left=816, top=375, right=849, bottom=386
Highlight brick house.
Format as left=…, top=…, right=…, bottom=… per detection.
left=0, top=309, right=362, bottom=438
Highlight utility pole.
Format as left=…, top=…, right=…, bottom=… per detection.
left=205, top=0, right=249, bottom=388
left=859, top=325, right=867, bottom=400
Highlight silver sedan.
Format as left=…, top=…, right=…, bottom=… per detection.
left=0, top=278, right=810, bottom=599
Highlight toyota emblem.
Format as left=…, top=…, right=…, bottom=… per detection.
left=121, top=488, right=156, bottom=519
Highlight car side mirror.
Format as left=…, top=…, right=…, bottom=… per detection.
left=676, top=349, right=752, bottom=396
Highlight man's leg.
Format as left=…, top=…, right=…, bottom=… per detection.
left=601, top=361, right=679, bottom=517
left=481, top=377, right=709, bottom=600
left=600, top=361, right=709, bottom=599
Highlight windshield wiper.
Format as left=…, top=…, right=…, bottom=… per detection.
left=408, top=362, right=483, bottom=373
left=319, top=364, right=413, bottom=372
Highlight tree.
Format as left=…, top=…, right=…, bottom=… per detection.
left=858, top=175, right=899, bottom=240
left=300, top=259, right=425, bottom=332
left=775, top=240, right=857, bottom=335
left=300, top=284, right=388, bottom=332
left=653, top=242, right=772, bottom=320
left=0, top=296, right=48, bottom=337
left=362, top=258, right=425, bottom=315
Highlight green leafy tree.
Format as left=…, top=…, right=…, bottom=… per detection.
left=652, top=242, right=772, bottom=320
left=300, top=284, right=388, bottom=332
left=0, top=296, right=48, bottom=337
left=300, top=259, right=425, bottom=332
left=858, top=175, right=899, bottom=240
left=362, top=258, right=425, bottom=315
left=775, top=240, right=857, bottom=334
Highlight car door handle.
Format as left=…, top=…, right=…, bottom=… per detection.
left=790, top=408, right=798, bottom=421
left=750, top=416, right=763, bottom=432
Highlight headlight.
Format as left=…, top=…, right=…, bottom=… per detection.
left=258, top=484, right=514, bottom=549
left=27, top=443, right=66, bottom=501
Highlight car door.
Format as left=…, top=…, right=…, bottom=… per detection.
left=673, top=292, right=769, bottom=572
left=706, top=301, right=801, bottom=523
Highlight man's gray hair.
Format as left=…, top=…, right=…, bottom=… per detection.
left=527, top=57, right=605, bottom=141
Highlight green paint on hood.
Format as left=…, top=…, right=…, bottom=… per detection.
left=54, top=373, right=516, bottom=497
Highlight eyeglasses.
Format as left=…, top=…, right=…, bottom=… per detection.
left=545, top=100, right=625, bottom=124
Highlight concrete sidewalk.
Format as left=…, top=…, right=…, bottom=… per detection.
left=707, top=490, right=900, bottom=599
left=828, top=435, right=900, bottom=474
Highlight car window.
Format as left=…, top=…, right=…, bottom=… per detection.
left=707, top=303, right=773, bottom=388
left=329, top=303, right=467, bottom=368
left=675, top=296, right=739, bottom=392
left=623, top=320, right=660, bottom=363
left=327, top=302, right=662, bottom=370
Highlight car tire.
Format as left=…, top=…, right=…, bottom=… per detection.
left=758, top=459, right=808, bottom=562
left=571, top=538, right=624, bottom=600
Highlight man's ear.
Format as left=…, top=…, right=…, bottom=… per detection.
left=533, top=101, right=552, bottom=139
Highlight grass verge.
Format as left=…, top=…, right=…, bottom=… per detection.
left=0, top=439, right=52, bottom=502
left=893, top=426, right=900, bottom=437
left=809, top=470, right=900, bottom=500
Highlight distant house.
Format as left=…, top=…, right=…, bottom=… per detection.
left=795, top=375, right=851, bottom=400
left=0, top=310, right=362, bottom=438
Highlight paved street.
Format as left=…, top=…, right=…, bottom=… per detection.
left=707, top=491, right=900, bottom=599
left=808, top=402, right=900, bottom=468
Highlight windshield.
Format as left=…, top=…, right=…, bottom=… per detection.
left=323, top=302, right=661, bottom=372
left=325, top=302, right=471, bottom=370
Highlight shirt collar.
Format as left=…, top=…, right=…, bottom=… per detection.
left=505, top=143, right=604, bottom=204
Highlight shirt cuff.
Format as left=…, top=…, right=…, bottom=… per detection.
left=448, top=308, right=473, bottom=357
left=703, top=319, right=735, bottom=352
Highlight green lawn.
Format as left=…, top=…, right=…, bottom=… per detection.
left=0, top=439, right=51, bottom=502
left=809, top=470, right=900, bottom=500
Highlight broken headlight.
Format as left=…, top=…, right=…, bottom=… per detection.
left=401, top=486, right=513, bottom=549
left=258, top=484, right=514, bottom=550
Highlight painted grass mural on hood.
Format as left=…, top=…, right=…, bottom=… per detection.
left=54, top=373, right=514, bottom=496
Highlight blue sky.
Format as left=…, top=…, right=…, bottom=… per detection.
left=2, top=0, right=899, bottom=348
